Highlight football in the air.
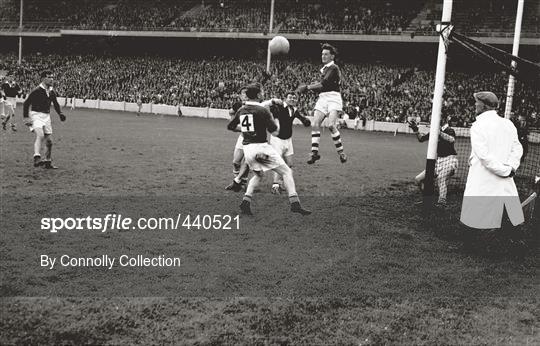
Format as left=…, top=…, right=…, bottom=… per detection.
left=269, top=36, right=290, bottom=55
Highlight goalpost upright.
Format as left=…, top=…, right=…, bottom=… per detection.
left=423, top=0, right=453, bottom=198
left=18, top=0, right=23, bottom=65
left=265, top=0, right=275, bottom=73
left=504, top=0, right=525, bottom=119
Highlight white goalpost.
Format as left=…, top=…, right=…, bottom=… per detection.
left=423, top=0, right=453, bottom=198
left=265, top=0, right=275, bottom=73
left=18, top=0, right=24, bottom=65
left=504, top=0, right=525, bottom=119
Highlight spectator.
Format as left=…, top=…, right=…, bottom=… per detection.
left=0, top=53, right=537, bottom=126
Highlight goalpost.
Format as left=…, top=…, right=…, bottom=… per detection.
left=504, top=0, right=525, bottom=119
left=18, top=0, right=23, bottom=65
left=265, top=0, right=275, bottom=73
left=422, top=0, right=453, bottom=199
left=423, top=0, right=537, bottom=214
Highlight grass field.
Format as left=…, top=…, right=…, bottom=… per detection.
left=1, top=109, right=538, bottom=345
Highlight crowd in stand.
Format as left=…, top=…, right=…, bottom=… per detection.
left=3, top=0, right=537, bottom=35
left=0, top=0, right=416, bottom=33
left=416, top=0, right=540, bottom=35
left=275, top=0, right=420, bottom=34
left=1, top=53, right=537, bottom=127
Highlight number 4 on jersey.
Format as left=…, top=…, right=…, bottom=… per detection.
left=240, top=114, right=254, bottom=132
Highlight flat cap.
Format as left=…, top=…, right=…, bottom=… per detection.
left=473, top=91, right=499, bottom=108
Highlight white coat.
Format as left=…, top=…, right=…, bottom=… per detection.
left=460, top=110, right=524, bottom=229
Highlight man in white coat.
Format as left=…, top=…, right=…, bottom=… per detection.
left=460, top=91, right=524, bottom=230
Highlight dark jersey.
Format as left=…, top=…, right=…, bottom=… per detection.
left=231, top=100, right=243, bottom=113
left=516, top=124, right=529, bottom=144
left=228, top=102, right=276, bottom=145
left=23, top=86, right=62, bottom=117
left=515, top=122, right=530, bottom=157
left=418, top=126, right=457, bottom=157
left=1, top=82, right=21, bottom=98
left=270, top=103, right=309, bottom=140
left=320, top=63, right=341, bottom=93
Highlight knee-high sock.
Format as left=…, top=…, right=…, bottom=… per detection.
left=233, top=162, right=241, bottom=177
left=330, top=128, right=344, bottom=154
left=311, top=131, right=321, bottom=153
left=45, top=139, right=52, bottom=161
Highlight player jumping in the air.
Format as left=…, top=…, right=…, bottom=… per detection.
left=23, top=71, right=66, bottom=169
left=409, top=115, right=458, bottom=206
left=227, top=83, right=311, bottom=216
left=269, top=91, right=311, bottom=194
left=296, top=43, right=347, bottom=164
left=1, top=75, right=22, bottom=131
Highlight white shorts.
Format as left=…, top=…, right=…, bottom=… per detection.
left=5, top=97, right=17, bottom=108
left=269, top=136, right=294, bottom=157
left=243, top=142, right=285, bottom=172
left=235, top=134, right=244, bottom=150
left=314, top=91, right=343, bottom=115
left=436, top=155, right=458, bottom=176
left=30, top=111, right=52, bottom=134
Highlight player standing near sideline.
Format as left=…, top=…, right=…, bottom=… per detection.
left=227, top=83, right=311, bottom=216
left=23, top=71, right=66, bottom=169
left=136, top=94, right=143, bottom=116
left=1, top=75, right=22, bottom=131
left=269, top=91, right=311, bottom=194
left=409, top=115, right=458, bottom=206
left=296, top=43, right=347, bottom=164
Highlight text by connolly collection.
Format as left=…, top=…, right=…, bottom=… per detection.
left=40, top=254, right=181, bottom=269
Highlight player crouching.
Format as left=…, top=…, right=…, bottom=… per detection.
left=409, top=115, right=458, bottom=206
left=227, top=83, right=311, bottom=216
left=23, top=71, right=66, bottom=169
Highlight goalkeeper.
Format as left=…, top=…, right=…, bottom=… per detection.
left=409, top=115, right=458, bottom=206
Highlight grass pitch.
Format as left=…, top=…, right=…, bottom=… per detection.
left=1, top=109, right=538, bottom=345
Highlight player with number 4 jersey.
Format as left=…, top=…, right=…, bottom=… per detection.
left=227, top=83, right=311, bottom=216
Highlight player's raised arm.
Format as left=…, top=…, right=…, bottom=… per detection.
left=408, top=120, right=429, bottom=142
left=439, top=128, right=455, bottom=143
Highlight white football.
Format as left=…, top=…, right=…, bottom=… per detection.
left=269, top=36, right=290, bottom=55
